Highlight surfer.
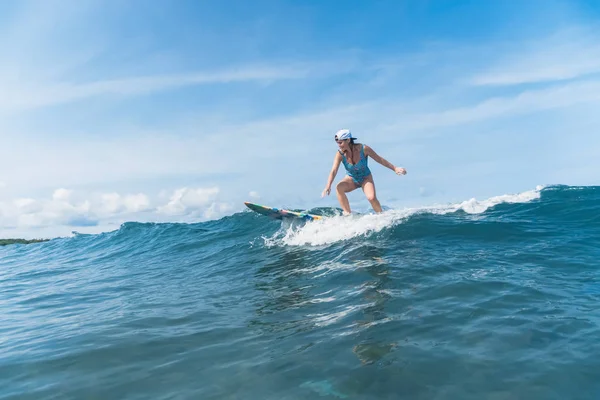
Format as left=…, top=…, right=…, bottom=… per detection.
left=321, top=129, right=406, bottom=214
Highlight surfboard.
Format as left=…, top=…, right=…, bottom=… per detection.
left=244, top=201, right=323, bottom=221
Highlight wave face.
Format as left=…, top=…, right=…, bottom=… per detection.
left=1, top=185, right=599, bottom=399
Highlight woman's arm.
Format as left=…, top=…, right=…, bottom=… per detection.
left=322, top=152, right=342, bottom=196
left=364, top=145, right=407, bottom=175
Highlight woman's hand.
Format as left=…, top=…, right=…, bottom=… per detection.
left=322, top=186, right=331, bottom=197
left=394, top=167, right=407, bottom=175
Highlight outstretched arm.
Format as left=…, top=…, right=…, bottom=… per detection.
left=322, top=152, right=342, bottom=196
left=364, top=145, right=407, bottom=175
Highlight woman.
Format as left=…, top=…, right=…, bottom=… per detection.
left=322, top=129, right=407, bottom=214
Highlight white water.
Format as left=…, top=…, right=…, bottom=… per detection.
left=266, top=185, right=544, bottom=247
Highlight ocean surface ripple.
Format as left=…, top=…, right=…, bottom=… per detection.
left=1, top=184, right=599, bottom=399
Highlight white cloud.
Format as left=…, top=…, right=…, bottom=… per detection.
left=96, top=192, right=151, bottom=216
left=0, top=134, right=235, bottom=190
left=14, top=198, right=42, bottom=214
left=0, top=1, right=352, bottom=115
left=6, top=193, right=93, bottom=229
left=123, top=193, right=151, bottom=213
left=53, top=188, right=72, bottom=201
left=203, top=202, right=234, bottom=219
left=100, top=193, right=122, bottom=214
left=0, top=186, right=236, bottom=235
left=98, top=192, right=150, bottom=215
left=157, top=187, right=220, bottom=216
left=470, top=27, right=600, bottom=86
left=249, top=191, right=260, bottom=199
left=0, top=65, right=320, bottom=113
left=383, top=79, right=600, bottom=133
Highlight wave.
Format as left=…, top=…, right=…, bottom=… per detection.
left=9, top=184, right=598, bottom=254
left=265, top=185, right=547, bottom=247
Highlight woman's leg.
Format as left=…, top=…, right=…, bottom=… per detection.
left=336, top=176, right=359, bottom=214
left=361, top=175, right=382, bottom=213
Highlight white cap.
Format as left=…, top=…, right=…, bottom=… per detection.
left=335, top=129, right=355, bottom=141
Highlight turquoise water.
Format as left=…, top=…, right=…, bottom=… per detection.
left=1, top=184, right=599, bottom=399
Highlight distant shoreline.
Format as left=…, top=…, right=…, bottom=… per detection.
left=0, top=238, right=50, bottom=246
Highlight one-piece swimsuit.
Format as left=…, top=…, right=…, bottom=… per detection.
left=340, top=144, right=371, bottom=186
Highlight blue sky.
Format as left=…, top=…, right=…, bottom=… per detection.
left=1, top=0, right=600, bottom=237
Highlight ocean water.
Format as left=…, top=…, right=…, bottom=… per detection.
left=1, top=184, right=599, bottom=399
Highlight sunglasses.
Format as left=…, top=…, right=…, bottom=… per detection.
left=335, top=137, right=348, bottom=143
